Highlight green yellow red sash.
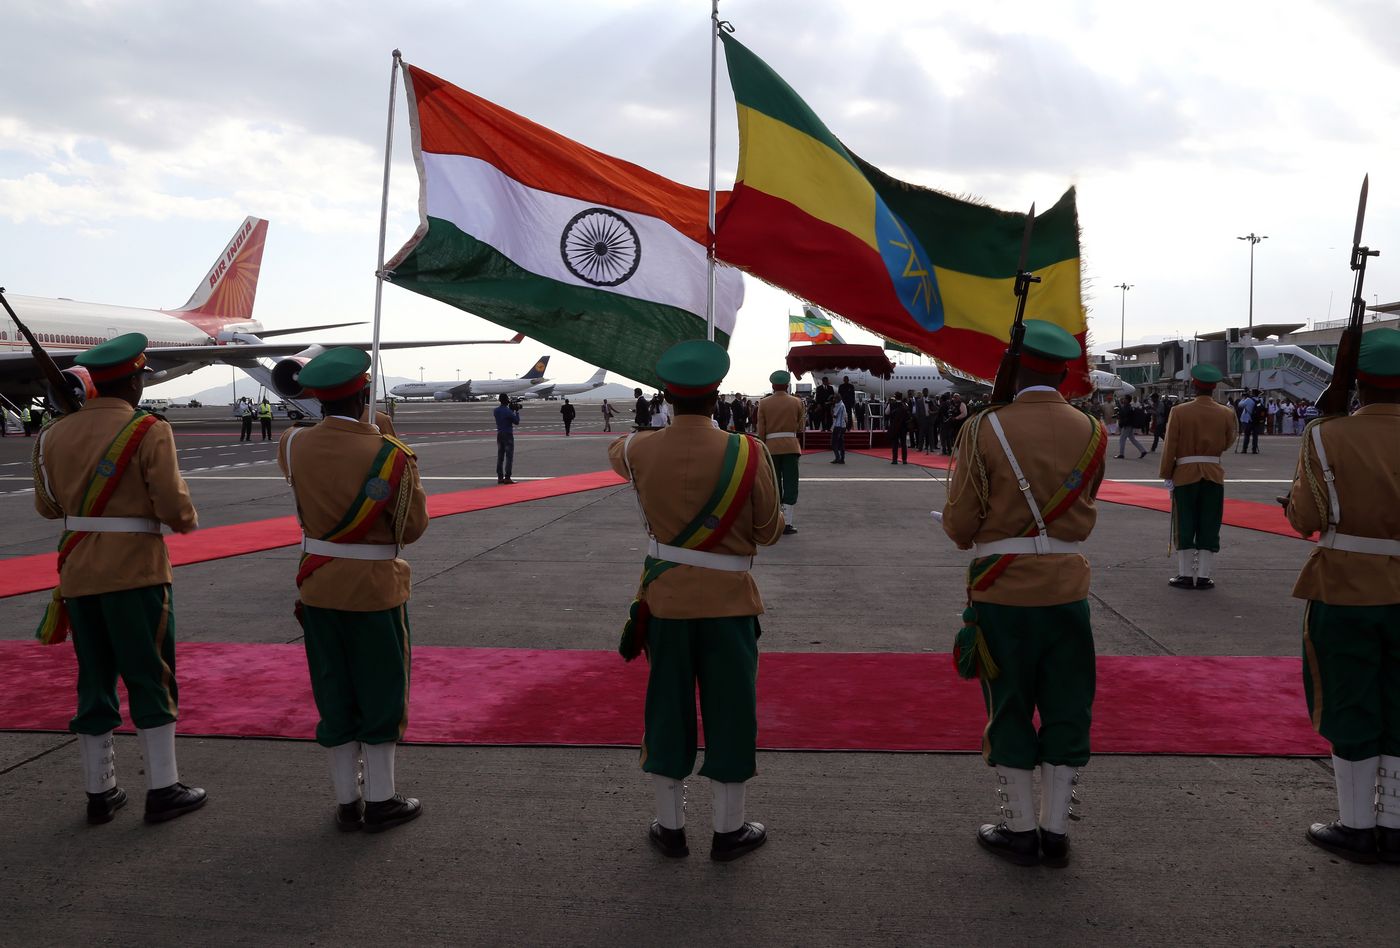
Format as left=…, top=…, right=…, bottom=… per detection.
left=294, top=436, right=411, bottom=589
left=619, top=433, right=761, bottom=661
left=35, top=410, right=160, bottom=645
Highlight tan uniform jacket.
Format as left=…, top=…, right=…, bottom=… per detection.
left=1286, top=404, right=1400, bottom=605
left=608, top=415, right=783, bottom=618
left=1157, top=395, right=1238, bottom=485
left=755, top=392, right=805, bottom=455
left=33, top=398, right=198, bottom=597
left=942, top=390, right=1105, bottom=606
left=278, top=417, right=429, bottom=612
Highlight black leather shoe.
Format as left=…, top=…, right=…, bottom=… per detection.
left=1195, top=578, right=1216, bottom=590
left=1040, top=829, right=1070, bottom=868
left=1306, top=821, right=1378, bottom=863
left=86, top=787, right=127, bottom=825
left=1113, top=454, right=1124, bottom=459
left=144, top=783, right=207, bottom=823
left=977, top=823, right=1040, bottom=866
left=711, top=821, right=767, bottom=862
left=363, top=795, right=421, bottom=833
left=783, top=525, right=797, bottom=535
left=649, top=820, right=689, bottom=857
left=336, top=801, right=364, bottom=832
left=1378, top=826, right=1400, bottom=864
left=1168, top=576, right=1195, bottom=589
left=501, top=478, right=515, bottom=485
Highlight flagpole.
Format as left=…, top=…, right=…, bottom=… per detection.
left=705, top=1, right=719, bottom=342
left=369, top=49, right=402, bottom=420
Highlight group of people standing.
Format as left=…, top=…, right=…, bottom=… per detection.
left=236, top=396, right=274, bottom=442
left=883, top=389, right=972, bottom=463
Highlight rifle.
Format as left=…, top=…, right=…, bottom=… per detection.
left=989, top=204, right=1041, bottom=404
left=0, top=287, right=82, bottom=416
left=1316, top=175, right=1379, bottom=416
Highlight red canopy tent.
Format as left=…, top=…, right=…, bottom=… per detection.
left=784, top=344, right=895, bottom=380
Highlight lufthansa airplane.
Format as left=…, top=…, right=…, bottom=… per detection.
left=389, top=356, right=551, bottom=401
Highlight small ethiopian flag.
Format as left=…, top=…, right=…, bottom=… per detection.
left=715, top=34, right=1088, bottom=393
left=385, top=63, right=744, bottom=388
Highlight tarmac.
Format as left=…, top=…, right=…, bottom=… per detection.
left=0, top=403, right=1390, bottom=946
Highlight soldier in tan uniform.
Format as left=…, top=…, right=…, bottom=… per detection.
left=1158, top=364, right=1238, bottom=589
left=609, top=339, right=784, bottom=862
left=32, top=333, right=207, bottom=825
left=755, top=369, right=804, bottom=535
left=1284, top=328, right=1400, bottom=864
left=942, top=320, right=1107, bottom=867
left=278, top=348, right=430, bottom=833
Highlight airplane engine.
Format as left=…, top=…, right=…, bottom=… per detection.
left=269, top=345, right=327, bottom=397
left=433, top=391, right=453, bottom=401
left=56, top=366, right=97, bottom=409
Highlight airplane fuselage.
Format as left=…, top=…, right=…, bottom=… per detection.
left=834, top=365, right=955, bottom=399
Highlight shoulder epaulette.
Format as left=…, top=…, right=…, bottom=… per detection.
left=382, top=432, right=416, bottom=459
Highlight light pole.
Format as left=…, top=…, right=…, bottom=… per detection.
left=1237, top=233, right=1267, bottom=337
left=1114, top=282, right=1133, bottom=355
left=419, top=365, right=424, bottom=382
left=456, top=369, right=461, bottom=382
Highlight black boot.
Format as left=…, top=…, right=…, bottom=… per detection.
left=1167, top=576, right=1195, bottom=589
left=364, top=794, right=421, bottom=833
left=1378, top=826, right=1400, bottom=864
left=144, top=783, right=208, bottom=823
left=711, top=821, right=767, bottom=862
left=1194, top=578, right=1216, bottom=590
left=86, top=787, right=127, bottom=825
left=977, top=822, right=1040, bottom=866
left=336, top=801, right=364, bottom=832
left=1306, top=821, right=1378, bottom=863
left=1039, top=828, right=1070, bottom=868
left=648, top=820, right=689, bottom=858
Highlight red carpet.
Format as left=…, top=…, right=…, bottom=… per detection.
left=850, top=448, right=1303, bottom=539
left=0, top=642, right=1326, bottom=756
left=0, top=470, right=626, bottom=600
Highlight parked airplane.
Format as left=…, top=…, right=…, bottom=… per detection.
left=0, top=216, right=520, bottom=414
left=827, top=363, right=958, bottom=400
left=518, top=367, right=607, bottom=400
left=1091, top=369, right=1137, bottom=395
left=389, top=356, right=551, bottom=401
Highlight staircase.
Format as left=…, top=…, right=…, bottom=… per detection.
left=800, top=430, right=889, bottom=450
left=1243, top=344, right=1333, bottom=403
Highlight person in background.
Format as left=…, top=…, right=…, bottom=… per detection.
left=494, top=393, right=520, bottom=485
left=887, top=392, right=910, bottom=465
left=239, top=397, right=254, bottom=443
left=1282, top=399, right=1295, bottom=437
left=757, top=371, right=804, bottom=534
left=730, top=395, right=749, bottom=434
left=601, top=399, right=616, bottom=432
left=560, top=398, right=576, bottom=436
left=1114, top=395, right=1147, bottom=459
left=830, top=395, right=848, bottom=464
left=838, top=376, right=857, bottom=431
left=1236, top=390, right=1259, bottom=454
left=633, top=387, right=652, bottom=429
left=713, top=394, right=731, bottom=432
left=815, top=376, right=835, bottom=431
left=1149, top=393, right=1167, bottom=453
left=259, top=397, right=274, bottom=441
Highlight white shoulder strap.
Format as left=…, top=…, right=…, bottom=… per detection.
left=282, top=426, right=306, bottom=527
left=986, top=412, right=1050, bottom=549
left=622, top=432, right=654, bottom=538
left=34, top=426, right=57, bottom=510
left=1310, top=423, right=1341, bottom=531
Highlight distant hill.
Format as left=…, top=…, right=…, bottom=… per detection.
left=171, top=376, right=418, bottom=406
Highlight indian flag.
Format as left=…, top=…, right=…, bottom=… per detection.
left=385, top=63, right=743, bottom=388
left=715, top=35, right=1088, bottom=393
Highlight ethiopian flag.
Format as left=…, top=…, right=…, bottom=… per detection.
left=715, top=35, right=1088, bottom=394
left=385, top=63, right=744, bottom=388
left=790, top=305, right=837, bottom=344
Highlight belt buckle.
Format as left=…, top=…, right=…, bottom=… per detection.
left=1032, top=534, right=1051, bottom=555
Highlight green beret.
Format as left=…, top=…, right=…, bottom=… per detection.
left=75, top=332, right=150, bottom=382
left=656, top=339, right=729, bottom=395
left=1020, top=320, right=1081, bottom=364
left=1190, top=364, right=1223, bottom=385
left=770, top=370, right=791, bottom=387
left=1358, top=328, right=1400, bottom=382
left=298, top=347, right=372, bottom=400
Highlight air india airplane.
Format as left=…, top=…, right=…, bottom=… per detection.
left=0, top=216, right=519, bottom=415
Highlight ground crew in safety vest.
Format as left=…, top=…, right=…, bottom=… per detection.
left=1158, top=364, right=1238, bottom=589
left=755, top=370, right=804, bottom=535
left=32, top=332, right=206, bottom=826
left=259, top=397, right=273, bottom=441
left=277, top=348, right=430, bottom=833
left=608, top=339, right=785, bottom=862
left=21, top=405, right=33, bottom=436
left=1285, top=328, right=1400, bottom=865
left=942, top=320, right=1107, bottom=868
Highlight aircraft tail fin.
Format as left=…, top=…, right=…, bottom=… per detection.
left=522, top=355, right=550, bottom=380
left=588, top=368, right=607, bottom=384
left=173, top=217, right=267, bottom=326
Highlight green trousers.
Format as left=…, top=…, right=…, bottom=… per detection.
left=1303, top=600, right=1400, bottom=761
left=298, top=603, right=412, bottom=747
left=976, top=600, right=1096, bottom=769
left=641, top=615, right=759, bottom=783
left=771, top=453, right=799, bottom=505
left=68, top=584, right=178, bottom=734
left=1172, top=480, right=1224, bottom=552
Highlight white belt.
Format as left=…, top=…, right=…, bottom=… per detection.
left=1176, top=455, right=1221, bottom=466
left=301, top=536, right=399, bottom=561
left=647, top=539, right=753, bottom=572
left=63, top=516, right=161, bottom=534
left=765, top=432, right=798, bottom=440
left=973, top=537, right=1084, bottom=557
left=1318, top=531, right=1400, bottom=557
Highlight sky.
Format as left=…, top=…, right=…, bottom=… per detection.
left=3, top=0, right=1400, bottom=395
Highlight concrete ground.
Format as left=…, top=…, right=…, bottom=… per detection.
left=0, top=404, right=1388, bottom=946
